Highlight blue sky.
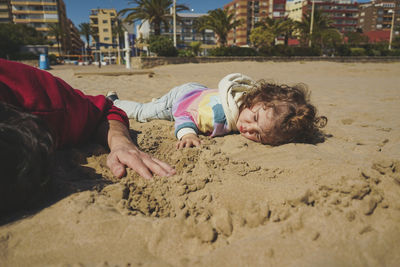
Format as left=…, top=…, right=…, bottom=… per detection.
left=64, top=0, right=232, bottom=27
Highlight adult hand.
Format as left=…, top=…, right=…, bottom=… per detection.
left=176, top=133, right=201, bottom=149
left=106, top=120, right=176, bottom=179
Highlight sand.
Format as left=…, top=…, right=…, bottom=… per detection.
left=1, top=61, right=400, bottom=266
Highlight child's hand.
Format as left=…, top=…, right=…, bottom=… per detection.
left=176, top=133, right=201, bottom=149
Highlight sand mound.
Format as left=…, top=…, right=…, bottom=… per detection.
left=1, top=62, right=400, bottom=266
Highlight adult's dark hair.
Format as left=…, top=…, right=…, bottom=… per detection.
left=0, top=101, right=54, bottom=214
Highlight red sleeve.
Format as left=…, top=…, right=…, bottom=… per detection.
left=0, top=59, right=129, bottom=148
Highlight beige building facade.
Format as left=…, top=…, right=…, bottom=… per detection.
left=286, top=0, right=305, bottom=21
left=224, top=0, right=270, bottom=46
left=90, top=8, right=118, bottom=50
left=0, top=0, right=12, bottom=23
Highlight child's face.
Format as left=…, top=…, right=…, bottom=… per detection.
left=236, top=102, right=284, bottom=144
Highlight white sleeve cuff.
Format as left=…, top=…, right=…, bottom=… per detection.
left=177, top=128, right=197, bottom=140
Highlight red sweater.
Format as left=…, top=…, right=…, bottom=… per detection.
left=0, top=59, right=129, bottom=148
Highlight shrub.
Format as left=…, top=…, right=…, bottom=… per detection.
left=292, top=46, right=321, bottom=56
left=335, top=44, right=351, bottom=56
left=388, top=49, right=400, bottom=56
left=259, top=45, right=320, bottom=57
left=208, top=46, right=258, bottom=56
left=148, top=35, right=178, bottom=57
left=190, top=41, right=202, bottom=56
left=366, top=49, right=381, bottom=56
left=177, top=49, right=194, bottom=57
left=259, top=45, right=294, bottom=56
left=350, top=48, right=366, bottom=56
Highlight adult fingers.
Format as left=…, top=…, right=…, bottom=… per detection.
left=151, top=157, right=176, bottom=176
left=107, top=153, right=127, bottom=178
left=118, top=152, right=153, bottom=179
left=141, top=156, right=174, bottom=177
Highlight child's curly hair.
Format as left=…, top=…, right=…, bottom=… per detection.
left=239, top=81, right=327, bottom=145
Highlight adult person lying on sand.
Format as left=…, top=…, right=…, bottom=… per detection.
left=0, top=59, right=175, bottom=213
left=107, top=73, right=327, bottom=148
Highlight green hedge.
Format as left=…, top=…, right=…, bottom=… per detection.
left=187, top=43, right=400, bottom=57
left=208, top=46, right=258, bottom=56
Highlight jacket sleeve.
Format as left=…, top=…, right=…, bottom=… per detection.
left=174, top=116, right=198, bottom=140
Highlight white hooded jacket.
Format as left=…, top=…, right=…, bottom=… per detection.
left=218, top=73, right=255, bottom=131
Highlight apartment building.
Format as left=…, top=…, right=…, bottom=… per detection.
left=0, top=0, right=12, bottom=23
left=67, top=18, right=84, bottom=54
left=286, top=0, right=305, bottom=21
left=90, top=8, right=118, bottom=50
left=224, top=0, right=270, bottom=46
left=271, top=0, right=288, bottom=18
left=137, top=13, right=216, bottom=47
left=302, top=0, right=359, bottom=32
left=358, top=0, right=400, bottom=32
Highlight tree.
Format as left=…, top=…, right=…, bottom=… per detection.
left=195, top=8, right=242, bottom=47
left=0, top=23, right=47, bottom=59
left=345, top=31, right=368, bottom=46
left=250, top=26, right=274, bottom=49
left=295, top=9, right=334, bottom=47
left=281, top=18, right=297, bottom=45
left=321, top=28, right=342, bottom=52
left=149, top=35, right=177, bottom=56
left=189, top=41, right=201, bottom=56
left=118, top=0, right=189, bottom=35
left=255, top=17, right=288, bottom=46
left=112, top=17, right=127, bottom=63
left=78, top=22, right=91, bottom=48
left=112, top=17, right=127, bottom=46
left=47, top=23, right=63, bottom=56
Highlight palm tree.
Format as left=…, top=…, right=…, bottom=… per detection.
left=78, top=22, right=91, bottom=48
left=47, top=23, right=63, bottom=56
left=295, top=9, right=334, bottom=47
left=118, top=0, right=189, bottom=35
left=112, top=17, right=127, bottom=64
left=249, top=26, right=274, bottom=49
left=281, top=18, right=296, bottom=45
left=112, top=17, right=127, bottom=45
left=256, top=17, right=287, bottom=46
left=194, top=8, right=242, bottom=47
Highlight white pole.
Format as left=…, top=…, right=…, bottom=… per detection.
left=389, top=8, right=395, bottom=50
left=124, top=31, right=131, bottom=69
left=173, top=0, right=177, bottom=47
left=309, top=0, right=315, bottom=47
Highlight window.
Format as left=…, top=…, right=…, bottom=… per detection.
left=102, top=19, right=107, bottom=23
left=104, top=37, right=110, bottom=41
left=44, top=5, right=57, bottom=11
left=103, top=28, right=109, bottom=32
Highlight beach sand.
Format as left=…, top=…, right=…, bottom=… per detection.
left=1, top=61, right=400, bottom=266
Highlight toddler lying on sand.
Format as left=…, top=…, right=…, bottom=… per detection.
left=107, top=73, right=327, bottom=148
